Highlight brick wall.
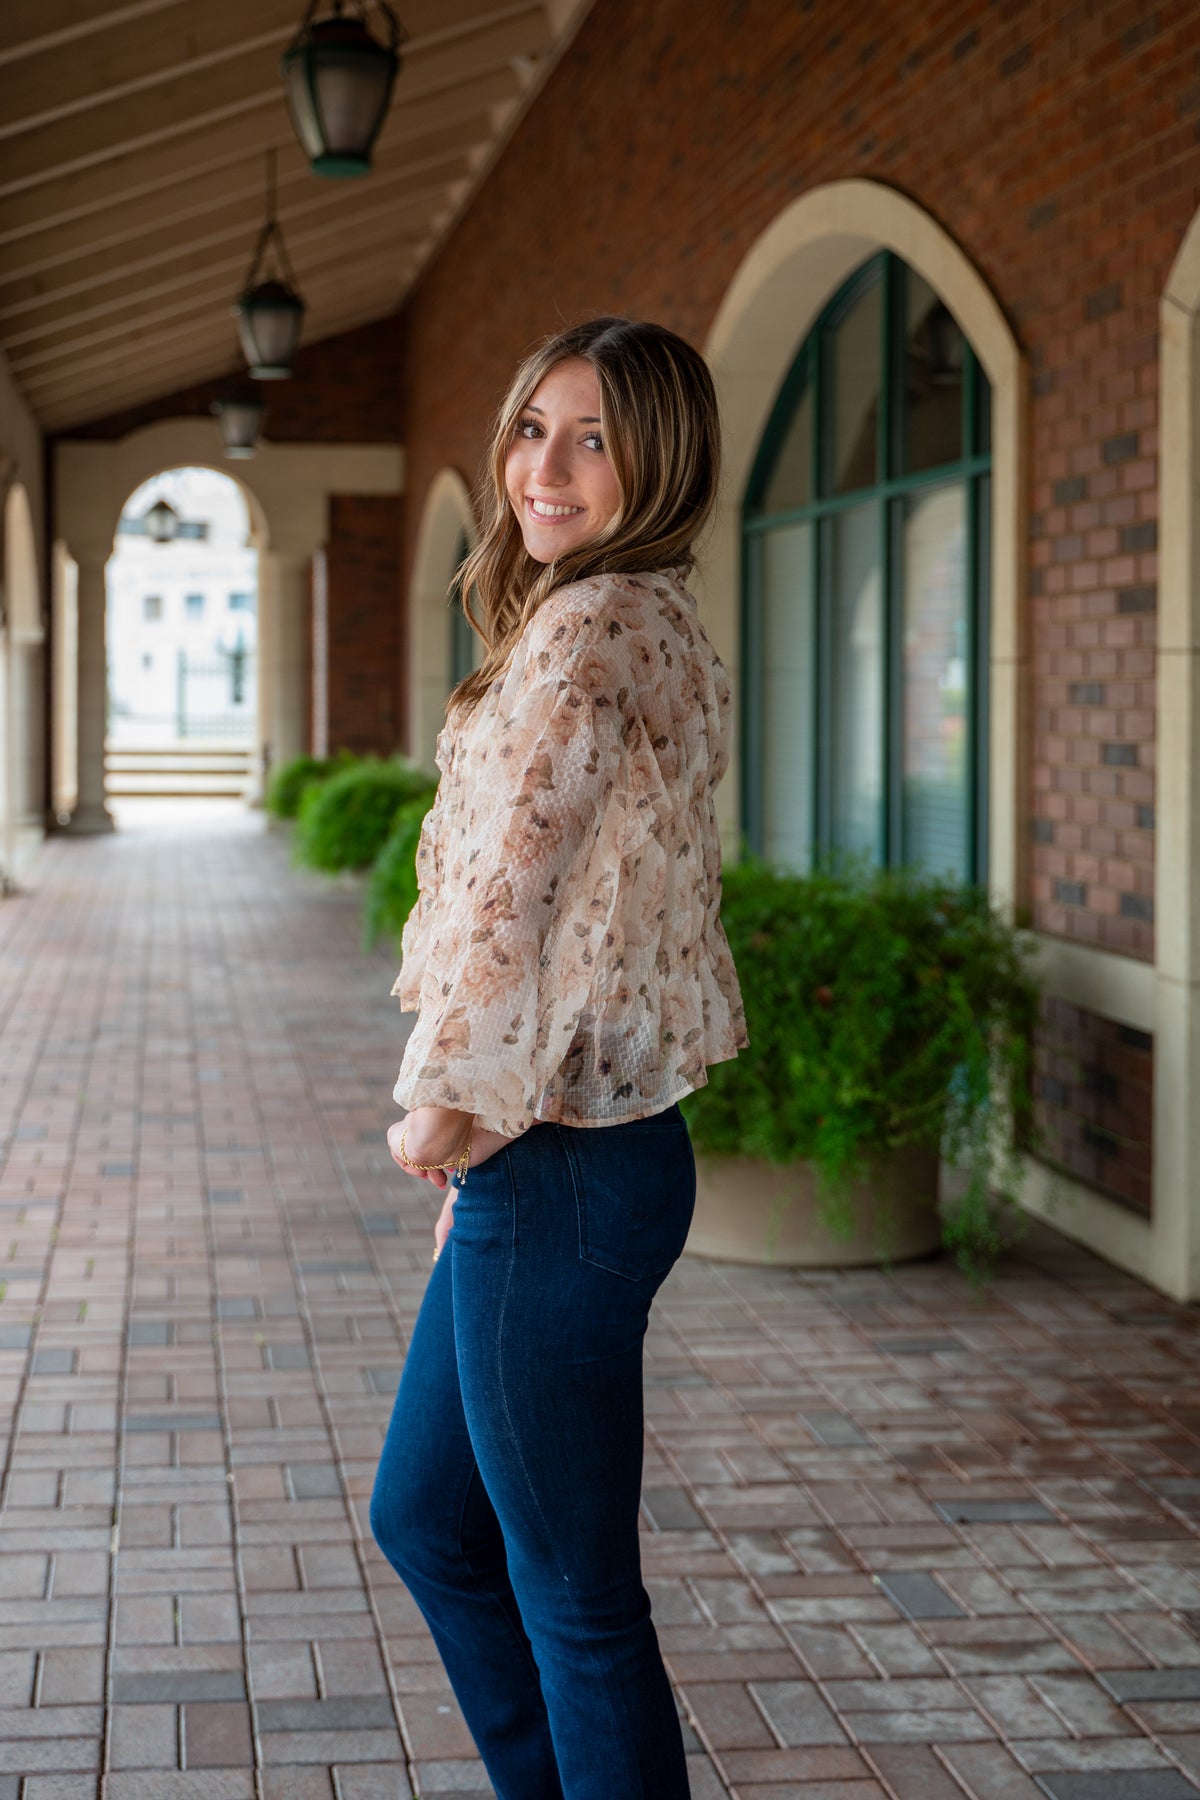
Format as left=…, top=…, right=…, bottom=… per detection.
left=323, top=494, right=402, bottom=759
left=1033, top=999, right=1154, bottom=1217
left=396, top=0, right=1200, bottom=966
left=59, top=315, right=402, bottom=445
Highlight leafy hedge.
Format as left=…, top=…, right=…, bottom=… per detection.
left=265, top=752, right=356, bottom=820
left=363, top=795, right=435, bottom=950
left=293, top=758, right=436, bottom=873
left=682, top=860, right=1038, bottom=1275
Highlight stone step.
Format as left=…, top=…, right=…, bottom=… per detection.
left=106, top=768, right=250, bottom=796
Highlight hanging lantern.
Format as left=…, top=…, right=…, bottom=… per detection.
left=143, top=499, right=179, bottom=542
left=212, top=377, right=267, bottom=460
left=281, top=0, right=404, bottom=179
left=234, top=148, right=305, bottom=379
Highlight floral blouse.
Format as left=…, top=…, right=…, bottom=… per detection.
left=391, top=567, right=747, bottom=1137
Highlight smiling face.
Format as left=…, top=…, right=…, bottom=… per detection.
left=504, top=358, right=622, bottom=563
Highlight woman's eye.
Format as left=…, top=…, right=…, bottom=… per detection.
left=517, top=417, right=542, bottom=439
left=583, top=431, right=604, bottom=452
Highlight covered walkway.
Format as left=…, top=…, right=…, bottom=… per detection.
left=1, top=816, right=1199, bottom=1800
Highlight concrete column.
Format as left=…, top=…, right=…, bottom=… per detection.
left=61, top=546, right=113, bottom=835
left=256, top=548, right=312, bottom=796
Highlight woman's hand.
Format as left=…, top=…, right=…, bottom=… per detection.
left=387, top=1105, right=470, bottom=1188
left=433, top=1185, right=457, bottom=1257
left=388, top=1106, right=520, bottom=1263
left=387, top=1106, right=516, bottom=1186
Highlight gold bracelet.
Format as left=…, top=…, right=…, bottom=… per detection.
left=398, top=1124, right=473, bottom=1184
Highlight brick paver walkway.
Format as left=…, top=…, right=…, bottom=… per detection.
left=1, top=808, right=1200, bottom=1800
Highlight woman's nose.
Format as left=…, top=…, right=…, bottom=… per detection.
left=533, top=433, right=570, bottom=485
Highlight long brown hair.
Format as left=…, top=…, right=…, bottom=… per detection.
left=448, top=316, right=720, bottom=716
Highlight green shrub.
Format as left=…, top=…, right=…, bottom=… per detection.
left=363, top=795, right=434, bottom=950
left=682, top=860, right=1039, bottom=1276
left=265, top=752, right=356, bottom=820
left=293, top=758, right=437, bottom=873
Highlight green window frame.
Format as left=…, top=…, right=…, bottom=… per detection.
left=449, top=530, right=475, bottom=687
left=742, top=251, right=992, bottom=881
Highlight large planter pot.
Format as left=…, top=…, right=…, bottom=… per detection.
left=686, top=1145, right=942, bottom=1267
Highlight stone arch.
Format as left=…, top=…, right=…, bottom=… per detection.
left=54, top=418, right=402, bottom=828
left=701, top=178, right=1026, bottom=911
left=408, top=467, right=475, bottom=771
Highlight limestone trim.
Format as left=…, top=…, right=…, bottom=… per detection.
left=408, top=467, right=475, bottom=774
left=701, top=178, right=1027, bottom=910
left=1031, top=934, right=1155, bottom=1035
left=56, top=422, right=404, bottom=561
left=1019, top=1158, right=1159, bottom=1287
left=1151, top=219, right=1200, bottom=1298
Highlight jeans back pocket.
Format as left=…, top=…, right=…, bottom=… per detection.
left=561, top=1111, right=696, bottom=1283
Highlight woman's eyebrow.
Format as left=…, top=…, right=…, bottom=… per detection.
left=525, top=404, right=602, bottom=422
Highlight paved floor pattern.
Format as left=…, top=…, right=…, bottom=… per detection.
left=1, top=806, right=1199, bottom=1800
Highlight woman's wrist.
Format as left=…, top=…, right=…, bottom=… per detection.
left=395, top=1105, right=474, bottom=1172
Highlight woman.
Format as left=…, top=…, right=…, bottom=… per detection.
left=370, top=316, right=746, bottom=1800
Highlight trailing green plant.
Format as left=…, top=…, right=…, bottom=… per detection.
left=265, top=751, right=357, bottom=820
left=682, top=860, right=1039, bottom=1278
left=363, top=794, right=435, bottom=950
left=293, top=757, right=437, bottom=873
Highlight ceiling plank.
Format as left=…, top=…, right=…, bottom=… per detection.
left=0, top=158, right=467, bottom=310
left=0, top=0, right=300, bottom=143
left=0, top=0, right=514, bottom=136
left=5, top=212, right=425, bottom=359
left=0, top=7, right=550, bottom=197
left=0, top=119, right=489, bottom=283
left=0, top=72, right=513, bottom=241
left=29, top=278, right=410, bottom=424
left=0, top=1, right=188, bottom=68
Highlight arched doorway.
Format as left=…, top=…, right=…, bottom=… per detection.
left=54, top=419, right=403, bottom=832
left=105, top=468, right=258, bottom=810
left=0, top=482, right=44, bottom=885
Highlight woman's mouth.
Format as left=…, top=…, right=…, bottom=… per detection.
left=527, top=497, right=585, bottom=521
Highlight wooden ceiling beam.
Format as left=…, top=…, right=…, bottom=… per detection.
left=0, top=6, right=549, bottom=197
left=0, top=118, right=488, bottom=283
left=0, top=1, right=188, bottom=68
left=0, top=0, right=300, bottom=142
left=0, top=72, right=512, bottom=242
left=0, top=0, right=512, bottom=136
left=29, top=278, right=409, bottom=424
left=5, top=215, right=423, bottom=361
left=0, top=156, right=467, bottom=310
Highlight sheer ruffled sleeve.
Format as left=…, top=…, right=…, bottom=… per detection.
left=392, top=669, right=628, bottom=1136
left=389, top=776, right=448, bottom=1012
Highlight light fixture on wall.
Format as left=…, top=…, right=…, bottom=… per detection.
left=142, top=499, right=180, bottom=543
left=281, top=0, right=405, bottom=178
left=234, top=148, right=306, bottom=379
left=212, top=372, right=267, bottom=460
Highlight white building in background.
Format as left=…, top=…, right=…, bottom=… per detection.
left=107, top=467, right=258, bottom=746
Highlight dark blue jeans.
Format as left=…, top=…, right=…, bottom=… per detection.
left=370, top=1107, right=696, bottom=1800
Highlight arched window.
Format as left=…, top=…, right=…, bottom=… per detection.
left=742, top=251, right=992, bottom=881
left=448, top=530, right=475, bottom=687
